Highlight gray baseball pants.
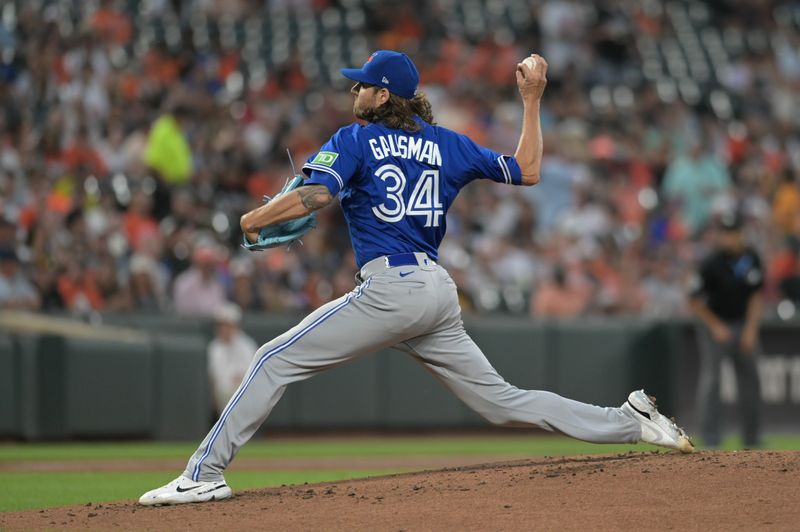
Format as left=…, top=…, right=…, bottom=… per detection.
left=185, top=254, right=641, bottom=481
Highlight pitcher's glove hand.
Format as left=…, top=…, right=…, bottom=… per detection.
left=242, top=175, right=318, bottom=251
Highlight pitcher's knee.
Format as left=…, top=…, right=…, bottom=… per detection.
left=477, top=398, right=527, bottom=426
left=481, top=410, right=514, bottom=426
left=471, top=386, right=536, bottom=426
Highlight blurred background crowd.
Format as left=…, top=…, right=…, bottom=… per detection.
left=1, top=0, right=800, bottom=319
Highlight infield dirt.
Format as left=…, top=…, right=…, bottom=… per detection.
left=2, top=450, right=798, bottom=531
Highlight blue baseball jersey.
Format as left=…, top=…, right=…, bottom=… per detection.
left=303, top=119, right=523, bottom=267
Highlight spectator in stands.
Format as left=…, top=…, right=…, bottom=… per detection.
left=30, top=263, right=63, bottom=311
left=129, top=254, right=165, bottom=311
left=57, top=258, right=105, bottom=313
left=0, top=248, right=39, bottom=310
left=640, top=257, right=687, bottom=317
left=90, top=0, right=133, bottom=46
left=772, top=170, right=800, bottom=235
left=772, top=232, right=800, bottom=304
left=144, top=104, right=194, bottom=220
left=122, top=189, right=160, bottom=252
left=662, top=139, right=732, bottom=235
left=61, top=125, right=107, bottom=177
left=173, top=246, right=225, bottom=316
left=0, top=0, right=798, bottom=320
left=0, top=219, right=15, bottom=249
left=530, top=264, right=591, bottom=319
left=94, top=256, right=131, bottom=312
left=228, top=256, right=260, bottom=311
left=207, top=302, right=258, bottom=416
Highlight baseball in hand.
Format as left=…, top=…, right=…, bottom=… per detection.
left=522, top=56, right=538, bottom=71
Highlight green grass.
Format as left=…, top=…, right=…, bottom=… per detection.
left=0, top=469, right=405, bottom=513
left=0, top=436, right=655, bottom=462
left=3, top=434, right=800, bottom=463
left=1, top=434, right=799, bottom=512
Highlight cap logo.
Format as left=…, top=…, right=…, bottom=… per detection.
left=382, top=76, right=389, bottom=84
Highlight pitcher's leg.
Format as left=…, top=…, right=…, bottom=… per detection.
left=401, top=328, right=641, bottom=444
left=185, top=280, right=406, bottom=481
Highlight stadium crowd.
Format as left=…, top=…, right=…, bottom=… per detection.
left=0, top=0, right=799, bottom=318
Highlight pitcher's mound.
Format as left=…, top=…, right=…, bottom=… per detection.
left=3, top=450, right=799, bottom=531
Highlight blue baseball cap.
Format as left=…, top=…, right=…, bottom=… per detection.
left=341, top=50, right=419, bottom=100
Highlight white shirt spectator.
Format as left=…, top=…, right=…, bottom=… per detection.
left=0, top=250, right=39, bottom=310
left=173, top=247, right=225, bottom=315
left=207, top=303, right=258, bottom=414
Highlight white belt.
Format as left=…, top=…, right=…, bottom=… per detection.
left=358, top=252, right=437, bottom=281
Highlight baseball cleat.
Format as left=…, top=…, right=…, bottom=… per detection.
left=622, top=389, right=695, bottom=453
left=138, top=475, right=232, bottom=506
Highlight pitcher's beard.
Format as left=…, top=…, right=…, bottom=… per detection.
left=354, top=102, right=377, bottom=121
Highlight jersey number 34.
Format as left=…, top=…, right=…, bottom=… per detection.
left=372, top=164, right=444, bottom=227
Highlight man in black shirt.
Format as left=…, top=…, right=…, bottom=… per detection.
left=688, top=212, right=763, bottom=447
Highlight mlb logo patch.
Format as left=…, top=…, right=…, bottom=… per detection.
left=312, top=151, right=339, bottom=167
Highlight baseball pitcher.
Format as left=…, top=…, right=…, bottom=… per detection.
left=140, top=50, right=693, bottom=506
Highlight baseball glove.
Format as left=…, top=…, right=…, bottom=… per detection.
left=242, top=175, right=318, bottom=251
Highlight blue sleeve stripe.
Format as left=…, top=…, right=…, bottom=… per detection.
left=497, top=155, right=511, bottom=184
left=303, top=163, right=344, bottom=190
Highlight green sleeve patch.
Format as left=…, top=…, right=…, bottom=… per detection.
left=312, top=151, right=339, bottom=167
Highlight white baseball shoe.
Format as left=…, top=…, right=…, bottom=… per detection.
left=622, top=389, right=695, bottom=453
left=138, top=475, right=232, bottom=506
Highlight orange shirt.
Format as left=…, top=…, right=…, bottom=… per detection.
left=773, top=182, right=800, bottom=234
left=57, top=273, right=104, bottom=311
left=91, top=9, right=133, bottom=45
left=122, top=212, right=159, bottom=252
left=62, top=144, right=107, bottom=175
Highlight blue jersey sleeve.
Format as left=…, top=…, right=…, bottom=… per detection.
left=453, top=133, right=522, bottom=186
left=302, top=125, right=362, bottom=195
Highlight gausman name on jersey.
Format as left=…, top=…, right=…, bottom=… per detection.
left=368, top=134, right=442, bottom=166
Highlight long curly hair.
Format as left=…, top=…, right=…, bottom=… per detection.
left=360, top=92, right=435, bottom=133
